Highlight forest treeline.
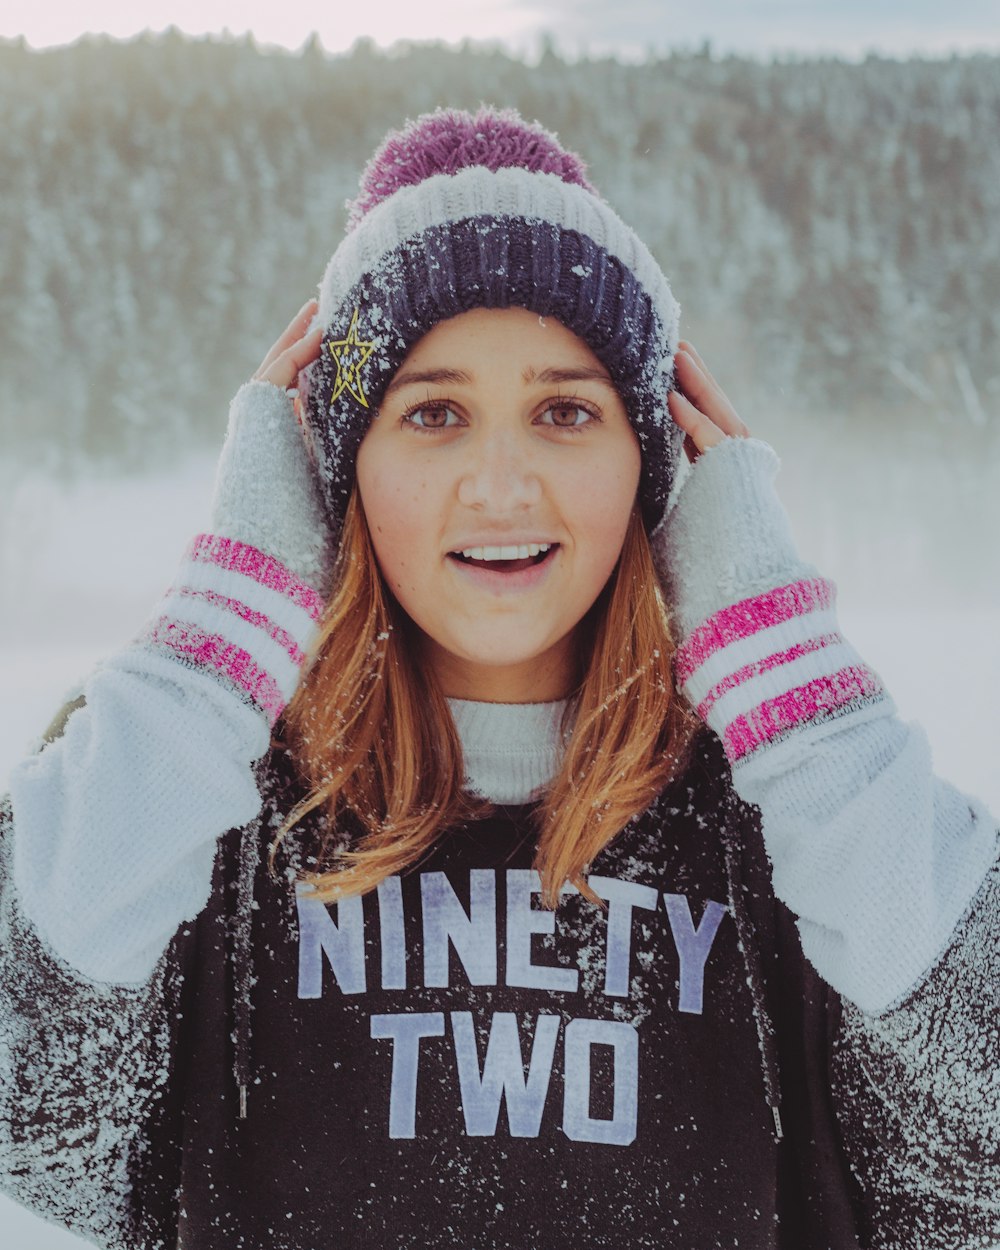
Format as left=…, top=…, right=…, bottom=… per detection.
left=1, top=30, right=998, bottom=472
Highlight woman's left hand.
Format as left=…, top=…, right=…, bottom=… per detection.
left=668, top=341, right=753, bottom=463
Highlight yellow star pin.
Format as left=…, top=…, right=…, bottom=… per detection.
left=327, top=307, right=376, bottom=408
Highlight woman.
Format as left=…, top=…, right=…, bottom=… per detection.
left=1, top=106, right=997, bottom=1250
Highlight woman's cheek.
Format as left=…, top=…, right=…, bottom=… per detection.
left=362, top=461, right=420, bottom=539
left=582, top=460, right=638, bottom=529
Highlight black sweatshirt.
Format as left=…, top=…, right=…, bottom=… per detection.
left=142, top=728, right=869, bottom=1249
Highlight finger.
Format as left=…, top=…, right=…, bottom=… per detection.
left=677, top=342, right=750, bottom=437
left=670, top=393, right=707, bottom=465
left=674, top=347, right=739, bottom=423
left=667, top=387, right=731, bottom=458
left=256, top=299, right=319, bottom=378
left=673, top=349, right=750, bottom=438
left=256, top=325, right=324, bottom=391
left=676, top=340, right=718, bottom=385
left=260, top=298, right=318, bottom=372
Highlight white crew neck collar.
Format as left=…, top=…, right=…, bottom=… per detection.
left=445, top=695, right=573, bottom=805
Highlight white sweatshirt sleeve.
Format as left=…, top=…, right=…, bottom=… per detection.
left=7, top=533, right=324, bottom=986
left=653, top=436, right=999, bottom=1016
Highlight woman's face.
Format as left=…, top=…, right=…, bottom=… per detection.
left=355, top=306, right=642, bottom=703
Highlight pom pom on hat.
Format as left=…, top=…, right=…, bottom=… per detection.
left=346, top=105, right=599, bottom=231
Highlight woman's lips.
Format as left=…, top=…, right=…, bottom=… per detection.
left=446, top=544, right=560, bottom=592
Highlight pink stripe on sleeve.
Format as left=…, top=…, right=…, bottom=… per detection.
left=169, top=585, right=309, bottom=667
left=143, top=616, right=287, bottom=727
left=187, top=534, right=325, bottom=622
left=674, top=577, right=836, bottom=688
left=692, top=632, right=843, bottom=722
left=723, top=664, right=887, bottom=764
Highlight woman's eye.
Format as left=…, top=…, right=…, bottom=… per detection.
left=402, top=403, right=460, bottom=431
left=541, top=403, right=597, bottom=430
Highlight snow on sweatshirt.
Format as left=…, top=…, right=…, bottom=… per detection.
left=1, top=431, right=998, bottom=1249
left=147, top=718, right=855, bottom=1249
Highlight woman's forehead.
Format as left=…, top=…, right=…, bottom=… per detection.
left=394, top=307, right=611, bottom=375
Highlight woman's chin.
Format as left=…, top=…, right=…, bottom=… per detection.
left=420, top=633, right=578, bottom=702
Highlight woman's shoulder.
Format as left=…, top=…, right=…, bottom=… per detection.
left=657, top=721, right=756, bottom=820
left=254, top=727, right=317, bottom=811
left=248, top=732, right=346, bottom=857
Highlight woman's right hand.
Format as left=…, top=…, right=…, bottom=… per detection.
left=209, top=298, right=337, bottom=598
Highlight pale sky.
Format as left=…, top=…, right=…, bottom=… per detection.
left=4, top=0, right=1000, bottom=61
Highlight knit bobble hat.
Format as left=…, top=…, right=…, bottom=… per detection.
left=298, top=105, right=683, bottom=536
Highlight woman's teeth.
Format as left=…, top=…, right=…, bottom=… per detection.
left=457, top=543, right=552, bottom=561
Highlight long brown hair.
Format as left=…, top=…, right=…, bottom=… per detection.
left=267, top=482, right=704, bottom=911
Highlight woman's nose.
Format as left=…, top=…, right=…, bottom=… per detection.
left=455, top=431, right=542, bottom=511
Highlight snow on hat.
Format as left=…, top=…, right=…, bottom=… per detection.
left=298, top=105, right=683, bottom=536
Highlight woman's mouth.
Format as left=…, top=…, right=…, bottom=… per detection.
left=446, top=543, right=560, bottom=590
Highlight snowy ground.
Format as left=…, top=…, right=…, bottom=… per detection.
left=1, top=449, right=998, bottom=1246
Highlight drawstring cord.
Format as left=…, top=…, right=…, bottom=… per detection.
left=233, top=779, right=266, bottom=1121
left=721, top=823, right=784, bottom=1143
left=232, top=750, right=307, bottom=1121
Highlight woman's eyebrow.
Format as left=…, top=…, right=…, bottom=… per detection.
left=523, top=365, right=616, bottom=389
left=383, top=368, right=473, bottom=397
left=383, top=364, right=615, bottom=397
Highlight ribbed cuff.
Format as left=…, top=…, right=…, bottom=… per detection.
left=652, top=437, right=813, bottom=640
left=211, top=379, right=337, bottom=596
left=137, top=534, right=324, bottom=727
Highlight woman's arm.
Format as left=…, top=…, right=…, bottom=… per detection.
left=0, top=787, right=183, bottom=1246
left=656, top=428, right=997, bottom=1014
left=7, top=540, right=320, bottom=985
left=654, top=344, right=1000, bottom=1236
left=831, top=859, right=1000, bottom=1248
left=6, top=302, right=333, bottom=987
